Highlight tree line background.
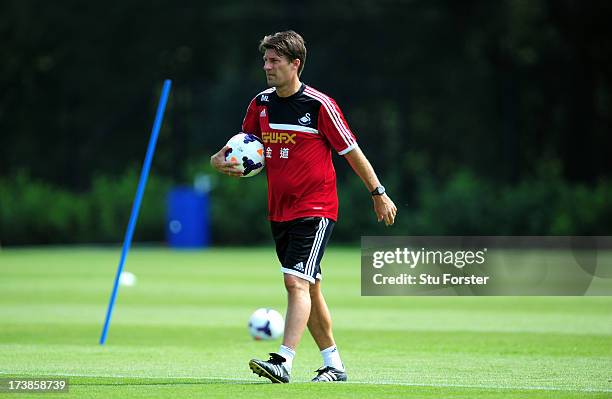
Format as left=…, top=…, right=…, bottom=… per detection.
left=1, top=0, right=611, bottom=245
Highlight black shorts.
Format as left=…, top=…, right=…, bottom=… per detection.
left=271, top=217, right=335, bottom=284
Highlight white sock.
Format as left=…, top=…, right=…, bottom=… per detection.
left=278, top=345, right=295, bottom=373
left=321, top=345, right=344, bottom=371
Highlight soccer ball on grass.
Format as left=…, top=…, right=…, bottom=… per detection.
left=248, top=308, right=284, bottom=340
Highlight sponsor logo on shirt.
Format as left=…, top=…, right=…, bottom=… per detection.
left=262, top=132, right=296, bottom=144
left=260, top=109, right=266, bottom=117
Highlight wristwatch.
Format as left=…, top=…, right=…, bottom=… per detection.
left=371, top=186, right=386, bottom=196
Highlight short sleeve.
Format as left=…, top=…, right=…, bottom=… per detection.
left=241, top=97, right=261, bottom=136
left=317, top=98, right=358, bottom=155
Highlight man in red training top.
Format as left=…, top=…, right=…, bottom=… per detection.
left=211, top=30, right=397, bottom=383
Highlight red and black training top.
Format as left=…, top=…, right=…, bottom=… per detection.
left=242, top=83, right=358, bottom=222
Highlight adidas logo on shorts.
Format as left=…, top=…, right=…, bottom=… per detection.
left=294, top=262, right=304, bottom=272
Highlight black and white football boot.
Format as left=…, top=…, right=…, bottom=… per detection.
left=311, top=366, right=347, bottom=382
left=249, top=353, right=290, bottom=383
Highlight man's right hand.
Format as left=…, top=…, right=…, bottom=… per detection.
left=210, top=145, right=243, bottom=177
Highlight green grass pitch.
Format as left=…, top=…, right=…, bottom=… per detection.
left=0, top=247, right=610, bottom=398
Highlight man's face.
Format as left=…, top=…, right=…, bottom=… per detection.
left=263, top=49, right=298, bottom=87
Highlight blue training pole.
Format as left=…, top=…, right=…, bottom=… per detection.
left=99, top=79, right=172, bottom=345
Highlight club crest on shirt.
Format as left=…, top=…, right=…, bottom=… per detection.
left=298, top=113, right=311, bottom=126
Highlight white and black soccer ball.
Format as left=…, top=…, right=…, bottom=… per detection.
left=225, top=133, right=265, bottom=177
left=248, top=308, right=284, bottom=340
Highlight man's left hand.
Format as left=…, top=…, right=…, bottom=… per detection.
left=373, top=194, right=397, bottom=226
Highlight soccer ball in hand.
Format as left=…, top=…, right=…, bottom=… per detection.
left=248, top=308, right=284, bottom=340
left=225, top=133, right=265, bottom=177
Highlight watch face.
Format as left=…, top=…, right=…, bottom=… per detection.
left=373, top=186, right=385, bottom=195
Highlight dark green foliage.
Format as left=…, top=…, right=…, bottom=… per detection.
left=209, top=173, right=271, bottom=245
left=0, top=169, right=171, bottom=245
left=1, top=1, right=612, bottom=187
left=2, top=166, right=611, bottom=244
left=406, top=167, right=612, bottom=236
left=1, top=1, right=611, bottom=243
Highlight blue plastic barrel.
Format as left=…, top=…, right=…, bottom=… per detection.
left=166, top=187, right=210, bottom=248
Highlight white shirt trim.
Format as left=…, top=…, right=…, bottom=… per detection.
left=280, top=267, right=316, bottom=284
left=338, top=142, right=358, bottom=155
left=257, top=87, right=276, bottom=96
left=269, top=123, right=319, bottom=134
